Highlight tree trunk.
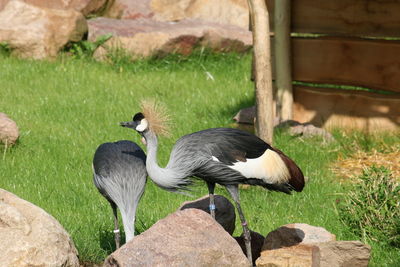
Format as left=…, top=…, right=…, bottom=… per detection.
left=275, top=0, right=293, bottom=121
left=248, top=0, right=274, bottom=144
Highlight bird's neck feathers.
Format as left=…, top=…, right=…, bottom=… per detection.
left=142, top=130, right=186, bottom=191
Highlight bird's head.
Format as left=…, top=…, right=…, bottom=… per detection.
left=120, top=100, right=171, bottom=138
left=120, top=112, right=149, bottom=134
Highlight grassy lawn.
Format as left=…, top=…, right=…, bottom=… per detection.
left=0, top=51, right=399, bottom=265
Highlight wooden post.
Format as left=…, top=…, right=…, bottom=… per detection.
left=248, top=0, right=274, bottom=144
left=275, top=0, right=293, bottom=121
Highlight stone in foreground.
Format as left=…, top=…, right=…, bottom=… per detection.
left=313, top=241, right=371, bottom=267
left=104, top=208, right=249, bottom=267
left=256, top=224, right=370, bottom=267
left=0, top=188, right=79, bottom=267
left=179, top=194, right=236, bottom=235
left=256, top=223, right=336, bottom=267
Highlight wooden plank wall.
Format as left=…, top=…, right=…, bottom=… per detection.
left=268, top=0, right=400, bottom=37
left=267, top=0, right=400, bottom=132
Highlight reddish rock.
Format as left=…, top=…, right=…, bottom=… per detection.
left=0, top=1, right=87, bottom=59
left=0, top=189, right=79, bottom=267
left=104, top=209, right=249, bottom=267
left=179, top=194, right=236, bottom=235
left=234, top=230, right=265, bottom=266
left=0, top=113, right=19, bottom=146
left=88, top=17, right=251, bottom=59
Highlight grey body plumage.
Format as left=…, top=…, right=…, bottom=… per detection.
left=140, top=127, right=303, bottom=193
left=121, top=108, right=305, bottom=264
left=93, top=140, right=147, bottom=248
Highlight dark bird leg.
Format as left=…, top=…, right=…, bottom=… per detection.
left=226, top=184, right=252, bottom=265
left=111, top=202, right=120, bottom=249
left=207, top=182, right=216, bottom=219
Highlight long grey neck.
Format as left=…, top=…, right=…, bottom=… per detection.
left=143, top=130, right=181, bottom=190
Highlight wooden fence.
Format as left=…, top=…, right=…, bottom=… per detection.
left=267, top=0, right=400, bottom=132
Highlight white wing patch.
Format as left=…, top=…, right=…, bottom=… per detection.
left=227, top=149, right=290, bottom=184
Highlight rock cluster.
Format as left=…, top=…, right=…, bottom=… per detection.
left=0, top=0, right=251, bottom=60
left=256, top=223, right=370, bottom=267
left=0, top=189, right=371, bottom=266
left=233, top=106, right=335, bottom=142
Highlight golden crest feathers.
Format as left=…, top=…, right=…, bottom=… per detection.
left=140, top=100, right=171, bottom=137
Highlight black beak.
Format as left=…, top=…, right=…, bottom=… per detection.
left=120, top=121, right=137, bottom=129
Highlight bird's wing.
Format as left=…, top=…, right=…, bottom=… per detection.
left=203, top=129, right=304, bottom=191
left=206, top=128, right=271, bottom=165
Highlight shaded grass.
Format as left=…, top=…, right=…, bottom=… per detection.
left=0, top=51, right=399, bottom=265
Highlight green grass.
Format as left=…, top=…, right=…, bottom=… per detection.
left=0, top=51, right=399, bottom=265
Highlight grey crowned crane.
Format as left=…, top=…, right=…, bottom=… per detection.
left=120, top=101, right=305, bottom=264
left=92, top=140, right=147, bottom=249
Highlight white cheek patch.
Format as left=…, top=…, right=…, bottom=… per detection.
left=136, top=118, right=148, bottom=132
left=227, top=149, right=290, bottom=184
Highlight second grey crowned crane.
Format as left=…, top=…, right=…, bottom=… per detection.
left=120, top=101, right=305, bottom=264
left=93, top=140, right=147, bottom=249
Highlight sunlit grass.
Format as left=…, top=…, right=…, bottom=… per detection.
left=0, top=52, right=399, bottom=265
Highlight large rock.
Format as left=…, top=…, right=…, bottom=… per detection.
left=256, top=224, right=336, bottom=267
left=179, top=194, right=236, bottom=235
left=0, top=1, right=87, bottom=59
left=104, top=208, right=249, bottom=266
left=88, top=17, right=251, bottom=59
left=0, top=0, right=108, bottom=16
left=103, top=0, right=249, bottom=29
left=313, top=241, right=371, bottom=267
left=0, top=113, right=19, bottom=146
left=0, top=188, right=79, bottom=267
